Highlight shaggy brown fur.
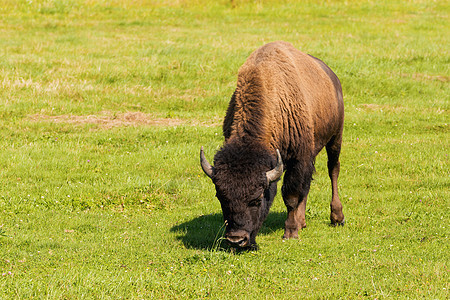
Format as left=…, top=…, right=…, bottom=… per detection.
left=224, top=41, right=343, bottom=156
left=203, top=41, right=345, bottom=247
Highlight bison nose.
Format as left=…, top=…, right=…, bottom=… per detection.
left=225, top=230, right=250, bottom=247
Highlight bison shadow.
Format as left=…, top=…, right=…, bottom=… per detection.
left=170, top=211, right=286, bottom=250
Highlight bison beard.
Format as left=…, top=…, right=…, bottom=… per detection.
left=201, top=41, right=345, bottom=248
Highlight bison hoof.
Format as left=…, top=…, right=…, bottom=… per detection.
left=282, top=228, right=299, bottom=239
left=331, top=217, right=345, bottom=227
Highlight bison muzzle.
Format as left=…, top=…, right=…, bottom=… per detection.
left=201, top=41, right=345, bottom=248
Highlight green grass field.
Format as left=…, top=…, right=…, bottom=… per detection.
left=0, top=0, right=448, bottom=298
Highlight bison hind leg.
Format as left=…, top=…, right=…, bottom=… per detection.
left=326, top=136, right=345, bottom=225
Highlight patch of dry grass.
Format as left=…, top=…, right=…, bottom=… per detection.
left=27, top=111, right=221, bottom=128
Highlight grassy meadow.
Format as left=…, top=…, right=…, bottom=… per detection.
left=0, top=0, right=449, bottom=298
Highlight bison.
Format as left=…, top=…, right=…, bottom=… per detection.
left=200, top=41, right=345, bottom=248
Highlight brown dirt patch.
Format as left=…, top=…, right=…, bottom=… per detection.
left=398, top=73, right=449, bottom=83
left=359, top=104, right=408, bottom=112
left=28, top=111, right=220, bottom=129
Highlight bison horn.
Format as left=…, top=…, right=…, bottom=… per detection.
left=200, top=146, right=214, bottom=179
left=266, top=149, right=284, bottom=184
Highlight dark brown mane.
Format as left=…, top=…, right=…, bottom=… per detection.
left=223, top=67, right=271, bottom=143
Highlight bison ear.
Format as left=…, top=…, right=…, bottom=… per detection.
left=266, top=149, right=283, bottom=184
left=200, top=146, right=215, bottom=179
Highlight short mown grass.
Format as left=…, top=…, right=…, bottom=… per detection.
left=0, top=0, right=449, bottom=298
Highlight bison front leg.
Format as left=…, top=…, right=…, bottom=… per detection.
left=282, top=194, right=307, bottom=239
left=281, top=164, right=313, bottom=239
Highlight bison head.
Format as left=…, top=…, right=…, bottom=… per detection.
left=200, top=143, right=283, bottom=248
